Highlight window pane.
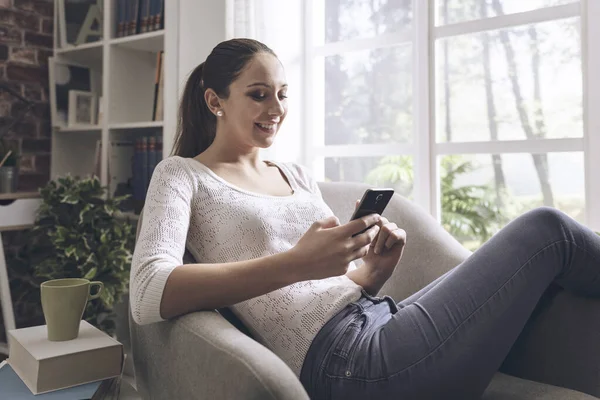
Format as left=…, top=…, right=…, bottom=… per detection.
left=317, top=44, right=413, bottom=146
left=315, top=0, right=412, bottom=44
left=435, top=0, right=578, bottom=26
left=439, top=152, right=584, bottom=250
left=436, top=18, right=581, bottom=142
left=325, top=156, right=414, bottom=198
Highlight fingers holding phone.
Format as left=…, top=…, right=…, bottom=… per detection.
left=350, top=188, right=394, bottom=237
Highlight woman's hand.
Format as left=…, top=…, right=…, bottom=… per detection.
left=356, top=200, right=407, bottom=280
left=289, top=214, right=382, bottom=281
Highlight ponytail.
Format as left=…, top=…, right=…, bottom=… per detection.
left=171, top=62, right=216, bottom=157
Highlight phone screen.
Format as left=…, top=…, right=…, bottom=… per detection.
left=350, top=189, right=394, bottom=236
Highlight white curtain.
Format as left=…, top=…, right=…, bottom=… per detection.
left=226, top=0, right=305, bottom=164
left=227, top=0, right=263, bottom=39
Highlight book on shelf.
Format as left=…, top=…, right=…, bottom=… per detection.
left=6, top=320, right=123, bottom=396
left=96, top=135, right=162, bottom=214
left=116, top=0, right=164, bottom=38
left=132, top=135, right=162, bottom=212
left=152, top=51, right=164, bottom=121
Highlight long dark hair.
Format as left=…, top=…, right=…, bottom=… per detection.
left=171, top=38, right=277, bottom=158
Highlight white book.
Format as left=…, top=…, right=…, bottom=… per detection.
left=7, top=320, right=123, bottom=395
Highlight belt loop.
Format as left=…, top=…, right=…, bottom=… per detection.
left=384, top=295, right=399, bottom=314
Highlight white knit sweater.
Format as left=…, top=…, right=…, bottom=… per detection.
left=130, top=156, right=363, bottom=376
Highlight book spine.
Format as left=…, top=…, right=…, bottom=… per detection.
left=141, top=137, right=149, bottom=200
left=152, top=51, right=162, bottom=121
left=147, top=136, right=157, bottom=189
left=155, top=51, right=164, bottom=120
left=139, top=0, right=148, bottom=33
left=132, top=138, right=142, bottom=203
left=117, top=0, right=124, bottom=37
left=154, top=0, right=163, bottom=31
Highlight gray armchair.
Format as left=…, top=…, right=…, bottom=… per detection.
left=128, top=181, right=600, bottom=399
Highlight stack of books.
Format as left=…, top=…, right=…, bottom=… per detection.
left=0, top=320, right=125, bottom=400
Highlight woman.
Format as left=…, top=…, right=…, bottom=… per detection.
left=130, top=38, right=600, bottom=399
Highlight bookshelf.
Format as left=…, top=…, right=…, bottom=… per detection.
left=49, top=0, right=232, bottom=212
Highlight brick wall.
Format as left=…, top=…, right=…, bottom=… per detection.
left=0, top=0, right=53, bottom=191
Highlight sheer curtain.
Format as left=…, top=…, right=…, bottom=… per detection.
left=226, top=0, right=305, bottom=164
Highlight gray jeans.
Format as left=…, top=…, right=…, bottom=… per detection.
left=299, top=207, right=600, bottom=399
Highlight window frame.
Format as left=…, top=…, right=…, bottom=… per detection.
left=303, top=0, right=600, bottom=231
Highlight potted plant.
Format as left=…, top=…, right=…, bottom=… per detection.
left=6, top=174, right=136, bottom=336
left=0, top=137, right=21, bottom=193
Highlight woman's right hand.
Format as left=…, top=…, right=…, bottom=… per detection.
left=288, top=214, right=382, bottom=281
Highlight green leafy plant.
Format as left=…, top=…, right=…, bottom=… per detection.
left=8, top=175, right=135, bottom=336
left=0, top=137, right=20, bottom=167
left=366, top=155, right=504, bottom=246
left=440, top=156, right=504, bottom=244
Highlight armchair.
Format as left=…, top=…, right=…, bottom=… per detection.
left=127, top=181, right=600, bottom=399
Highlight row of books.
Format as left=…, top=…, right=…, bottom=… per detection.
left=132, top=135, right=163, bottom=206
left=0, top=321, right=124, bottom=399
left=116, top=0, right=164, bottom=38
left=94, top=134, right=163, bottom=214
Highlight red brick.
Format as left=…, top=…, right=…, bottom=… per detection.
left=0, top=79, right=19, bottom=96
left=37, top=118, right=50, bottom=137
left=19, top=153, right=34, bottom=171
left=13, top=0, right=52, bottom=17
left=10, top=46, right=35, bottom=64
left=21, top=82, right=41, bottom=101
left=21, top=137, right=49, bottom=152
left=0, top=24, right=22, bottom=44
left=0, top=100, right=10, bottom=117
left=0, top=43, right=7, bottom=60
left=33, top=152, right=49, bottom=173
left=36, top=47, right=50, bottom=65
left=23, top=31, right=51, bottom=48
left=0, top=116, right=11, bottom=128
left=5, top=62, right=46, bottom=82
left=11, top=100, right=48, bottom=120
left=10, top=117, right=36, bottom=137
left=17, top=171, right=48, bottom=191
left=40, top=16, right=50, bottom=34
left=0, top=8, right=38, bottom=30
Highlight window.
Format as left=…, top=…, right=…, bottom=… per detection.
left=303, top=0, right=599, bottom=248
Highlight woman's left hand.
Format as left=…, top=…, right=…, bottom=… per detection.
left=356, top=200, right=407, bottom=279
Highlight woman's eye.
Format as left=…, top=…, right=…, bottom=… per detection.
left=279, top=93, right=288, bottom=100
left=251, top=92, right=267, bottom=100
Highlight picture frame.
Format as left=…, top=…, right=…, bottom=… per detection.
left=48, top=57, right=95, bottom=128
left=68, top=90, right=97, bottom=126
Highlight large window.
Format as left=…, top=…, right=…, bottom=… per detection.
left=304, top=0, right=599, bottom=249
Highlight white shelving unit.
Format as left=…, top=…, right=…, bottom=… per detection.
left=49, top=0, right=232, bottom=205
left=46, top=1, right=232, bottom=391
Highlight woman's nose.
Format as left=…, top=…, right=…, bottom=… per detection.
left=268, top=99, right=285, bottom=116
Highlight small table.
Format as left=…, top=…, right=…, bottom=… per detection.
left=0, top=191, right=42, bottom=355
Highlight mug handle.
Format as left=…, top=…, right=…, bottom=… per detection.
left=89, top=281, right=104, bottom=300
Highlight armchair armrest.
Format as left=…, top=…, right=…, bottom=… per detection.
left=130, top=310, right=310, bottom=400
left=500, top=287, right=600, bottom=398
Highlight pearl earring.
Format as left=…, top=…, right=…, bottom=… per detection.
left=216, top=110, right=223, bottom=117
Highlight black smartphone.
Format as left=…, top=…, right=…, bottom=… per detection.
left=349, top=188, right=395, bottom=237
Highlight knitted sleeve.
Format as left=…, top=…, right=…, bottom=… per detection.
left=129, top=156, right=195, bottom=325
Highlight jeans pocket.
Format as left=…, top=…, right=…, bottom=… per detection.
left=326, top=314, right=368, bottom=377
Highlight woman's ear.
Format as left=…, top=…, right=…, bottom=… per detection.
left=204, top=88, right=222, bottom=116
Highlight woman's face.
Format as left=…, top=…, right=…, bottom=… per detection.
left=216, top=53, right=288, bottom=150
